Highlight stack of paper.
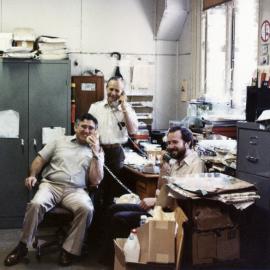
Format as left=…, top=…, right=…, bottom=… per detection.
left=4, top=46, right=35, bottom=58
left=37, top=36, right=68, bottom=60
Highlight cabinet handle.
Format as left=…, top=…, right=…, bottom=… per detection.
left=33, top=138, right=38, bottom=152
left=246, top=155, right=258, bottom=163
left=249, top=136, right=258, bottom=145
left=20, top=138, right=25, bottom=152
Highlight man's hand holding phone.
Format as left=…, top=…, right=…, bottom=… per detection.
left=86, top=131, right=100, bottom=154
left=119, top=92, right=128, bottom=112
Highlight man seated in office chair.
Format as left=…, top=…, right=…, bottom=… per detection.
left=4, top=113, right=104, bottom=267
left=100, top=126, right=205, bottom=265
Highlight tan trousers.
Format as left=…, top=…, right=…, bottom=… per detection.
left=20, top=182, right=94, bottom=256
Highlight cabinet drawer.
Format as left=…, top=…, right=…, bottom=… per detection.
left=237, top=129, right=270, bottom=178
left=237, top=171, right=270, bottom=211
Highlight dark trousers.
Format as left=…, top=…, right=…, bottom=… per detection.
left=98, top=146, right=126, bottom=207
left=89, top=146, right=126, bottom=247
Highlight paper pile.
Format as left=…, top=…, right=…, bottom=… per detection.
left=37, top=36, right=68, bottom=60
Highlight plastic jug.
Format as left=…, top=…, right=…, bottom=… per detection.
left=123, top=229, right=140, bottom=263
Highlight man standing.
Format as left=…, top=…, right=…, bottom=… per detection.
left=4, top=113, right=104, bottom=267
left=88, top=76, right=138, bottom=206
left=99, top=126, right=204, bottom=265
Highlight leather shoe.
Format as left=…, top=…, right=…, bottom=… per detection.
left=4, top=242, right=28, bottom=266
left=59, top=249, right=74, bottom=266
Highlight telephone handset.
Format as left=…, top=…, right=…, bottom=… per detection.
left=118, top=91, right=126, bottom=105
left=162, top=152, right=172, bottom=163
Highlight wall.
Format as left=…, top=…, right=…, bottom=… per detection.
left=0, top=0, right=180, bottom=129
left=177, top=12, right=191, bottom=120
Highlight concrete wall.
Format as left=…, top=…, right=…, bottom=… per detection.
left=0, top=0, right=180, bottom=129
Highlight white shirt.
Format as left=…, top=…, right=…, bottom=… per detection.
left=89, top=100, right=138, bottom=145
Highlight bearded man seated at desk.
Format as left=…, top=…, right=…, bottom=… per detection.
left=99, top=125, right=205, bottom=266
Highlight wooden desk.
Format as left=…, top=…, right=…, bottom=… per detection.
left=122, top=165, right=159, bottom=199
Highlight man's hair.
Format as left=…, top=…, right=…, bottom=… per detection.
left=167, top=126, right=193, bottom=148
left=75, top=113, right=98, bottom=128
left=106, top=76, right=125, bottom=87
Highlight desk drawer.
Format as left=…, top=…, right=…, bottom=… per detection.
left=237, top=129, right=270, bottom=178
left=136, top=179, right=157, bottom=199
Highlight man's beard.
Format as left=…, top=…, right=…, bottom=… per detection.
left=168, top=147, right=186, bottom=161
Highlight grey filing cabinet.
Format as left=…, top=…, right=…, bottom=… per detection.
left=0, top=59, right=70, bottom=228
left=237, top=121, right=270, bottom=262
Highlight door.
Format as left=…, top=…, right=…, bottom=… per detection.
left=28, top=61, right=70, bottom=163
left=0, top=61, right=29, bottom=228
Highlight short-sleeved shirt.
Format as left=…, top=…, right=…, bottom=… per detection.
left=39, top=136, right=93, bottom=188
left=89, top=100, right=138, bottom=145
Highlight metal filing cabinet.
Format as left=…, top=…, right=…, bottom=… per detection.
left=0, top=59, right=70, bottom=228
left=237, top=121, right=270, bottom=263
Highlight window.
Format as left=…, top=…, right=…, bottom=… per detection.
left=201, top=0, right=258, bottom=117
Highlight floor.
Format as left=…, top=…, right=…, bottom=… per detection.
left=0, top=229, right=268, bottom=270
left=0, top=229, right=111, bottom=270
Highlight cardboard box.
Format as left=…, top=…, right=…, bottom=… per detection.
left=114, top=207, right=188, bottom=270
left=192, top=227, right=240, bottom=265
left=192, top=204, right=233, bottom=231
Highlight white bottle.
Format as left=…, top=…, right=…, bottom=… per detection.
left=123, top=229, right=140, bottom=263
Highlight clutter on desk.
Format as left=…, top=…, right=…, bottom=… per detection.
left=124, top=149, right=160, bottom=174
left=172, top=116, right=204, bottom=133
left=166, top=173, right=259, bottom=209
left=187, top=99, right=213, bottom=118
left=124, top=148, right=148, bottom=166
left=196, top=139, right=237, bottom=170
left=139, top=142, right=162, bottom=161
left=130, top=128, right=149, bottom=144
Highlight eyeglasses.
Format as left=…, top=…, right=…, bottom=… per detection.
left=80, top=125, right=96, bottom=131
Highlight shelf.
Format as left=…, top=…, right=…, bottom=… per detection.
left=126, top=89, right=154, bottom=96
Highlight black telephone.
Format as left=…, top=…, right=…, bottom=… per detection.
left=162, top=152, right=172, bottom=163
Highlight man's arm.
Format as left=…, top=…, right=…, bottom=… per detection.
left=25, top=155, right=47, bottom=190
left=86, top=133, right=104, bottom=186
left=88, top=152, right=104, bottom=186
left=139, top=197, right=156, bottom=211
left=157, top=160, right=171, bottom=189
left=120, top=99, right=138, bottom=134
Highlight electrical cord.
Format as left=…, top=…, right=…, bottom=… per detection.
left=110, top=105, right=149, bottom=159
left=103, top=163, right=133, bottom=194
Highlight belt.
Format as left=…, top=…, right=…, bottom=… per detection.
left=101, top=143, right=121, bottom=149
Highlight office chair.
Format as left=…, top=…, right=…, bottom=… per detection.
left=32, top=205, right=73, bottom=260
